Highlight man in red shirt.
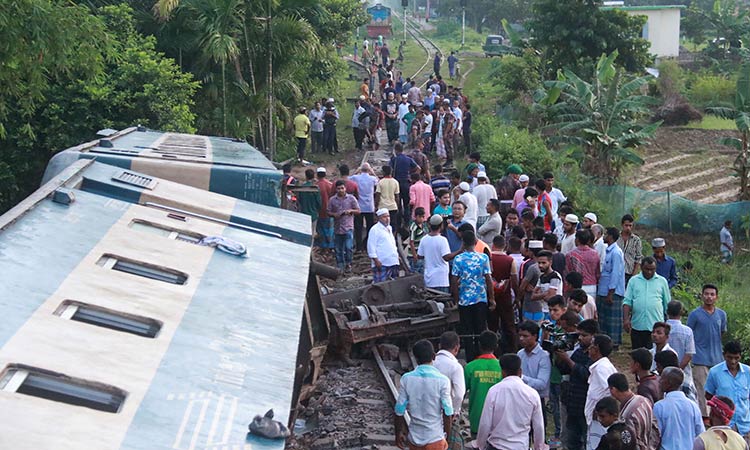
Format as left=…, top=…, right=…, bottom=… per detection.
left=315, top=167, right=335, bottom=254
left=490, top=235, right=519, bottom=353
left=565, top=229, right=601, bottom=299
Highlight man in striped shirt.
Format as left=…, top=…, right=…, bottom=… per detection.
left=565, top=229, right=601, bottom=298
left=608, top=373, right=660, bottom=450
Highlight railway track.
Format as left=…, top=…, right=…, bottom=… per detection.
left=393, top=12, right=442, bottom=88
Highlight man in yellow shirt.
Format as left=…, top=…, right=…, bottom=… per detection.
left=294, top=106, right=311, bottom=163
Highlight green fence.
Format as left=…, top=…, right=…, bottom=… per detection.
left=589, top=185, right=750, bottom=234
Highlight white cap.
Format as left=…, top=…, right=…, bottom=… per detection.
left=316, top=167, right=326, bottom=173
left=458, top=182, right=471, bottom=192
left=427, top=88, right=433, bottom=92
left=565, top=214, right=579, bottom=224
left=376, top=208, right=390, bottom=217
left=477, top=171, right=488, bottom=179
left=402, top=93, right=408, bottom=98
left=529, top=240, right=544, bottom=249
left=359, top=95, right=366, bottom=101
left=584, top=212, right=598, bottom=223
left=519, top=174, right=530, bottom=182
left=327, top=97, right=334, bottom=103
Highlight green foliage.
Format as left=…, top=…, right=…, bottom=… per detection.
left=655, top=60, right=685, bottom=97
left=432, top=0, right=531, bottom=33
left=687, top=74, right=736, bottom=108
left=0, top=3, right=198, bottom=213
left=528, top=0, right=652, bottom=75
left=535, top=51, right=659, bottom=184
left=706, top=63, right=750, bottom=200
left=472, top=117, right=555, bottom=181
left=430, top=20, right=485, bottom=52
left=686, top=115, right=737, bottom=129
left=488, top=50, right=542, bottom=104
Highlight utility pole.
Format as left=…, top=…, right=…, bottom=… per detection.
left=461, top=4, right=466, bottom=48
left=403, top=6, right=407, bottom=42
left=267, top=0, right=274, bottom=160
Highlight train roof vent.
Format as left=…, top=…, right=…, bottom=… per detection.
left=55, top=301, right=162, bottom=338
left=0, top=365, right=127, bottom=413
left=97, top=254, right=188, bottom=285
left=112, top=171, right=158, bottom=190
left=155, top=133, right=209, bottom=158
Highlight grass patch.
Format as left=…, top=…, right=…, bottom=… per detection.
left=686, top=115, right=737, bottom=130
left=390, top=15, right=430, bottom=83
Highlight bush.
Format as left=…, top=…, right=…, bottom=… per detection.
left=656, top=59, right=685, bottom=97
left=473, top=117, right=555, bottom=181
left=687, top=74, right=735, bottom=108
left=488, top=51, right=541, bottom=103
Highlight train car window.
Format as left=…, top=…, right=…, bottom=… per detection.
left=96, top=255, right=188, bottom=285
left=55, top=301, right=162, bottom=338
left=0, top=366, right=126, bottom=413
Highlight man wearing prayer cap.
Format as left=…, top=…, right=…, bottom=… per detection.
left=496, top=164, right=523, bottom=215
left=583, top=212, right=598, bottom=229
left=652, top=237, right=678, bottom=289
left=367, top=208, right=400, bottom=282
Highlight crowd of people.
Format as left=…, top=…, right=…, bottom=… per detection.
left=285, top=38, right=745, bottom=450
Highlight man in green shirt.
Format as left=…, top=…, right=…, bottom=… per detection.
left=297, top=169, right=322, bottom=235
left=623, top=256, right=671, bottom=350
left=464, top=330, right=502, bottom=435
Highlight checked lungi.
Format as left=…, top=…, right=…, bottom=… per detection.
left=596, top=294, right=624, bottom=345
left=373, top=265, right=400, bottom=283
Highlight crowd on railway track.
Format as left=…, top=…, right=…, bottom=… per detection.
left=285, top=36, right=744, bottom=450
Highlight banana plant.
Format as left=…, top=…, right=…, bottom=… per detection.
left=707, top=62, right=750, bottom=200
left=535, top=50, right=660, bottom=184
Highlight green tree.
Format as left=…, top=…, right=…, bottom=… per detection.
left=528, top=0, right=652, bottom=75
left=535, top=51, right=660, bottom=183
left=0, top=3, right=198, bottom=213
left=708, top=62, right=750, bottom=200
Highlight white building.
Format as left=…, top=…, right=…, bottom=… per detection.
left=602, top=5, right=685, bottom=58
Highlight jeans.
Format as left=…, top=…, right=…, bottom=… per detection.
left=459, top=302, right=488, bottom=362
left=397, top=180, right=411, bottom=229
left=354, top=212, right=375, bottom=252
left=565, top=413, right=588, bottom=450
left=334, top=230, right=353, bottom=269
left=323, top=124, right=338, bottom=153
left=549, top=383, right=562, bottom=438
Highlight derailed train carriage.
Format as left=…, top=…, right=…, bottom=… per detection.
left=0, top=159, right=312, bottom=449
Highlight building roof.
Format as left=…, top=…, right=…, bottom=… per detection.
left=0, top=160, right=311, bottom=449
left=600, top=4, right=686, bottom=10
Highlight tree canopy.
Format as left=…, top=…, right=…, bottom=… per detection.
left=528, top=0, right=652, bottom=75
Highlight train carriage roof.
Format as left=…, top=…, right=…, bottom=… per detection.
left=0, top=159, right=311, bottom=449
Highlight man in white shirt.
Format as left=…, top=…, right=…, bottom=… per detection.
left=472, top=171, right=498, bottom=229
left=418, top=215, right=455, bottom=292
left=367, top=209, right=400, bottom=282
left=308, top=101, right=325, bottom=153
left=477, top=353, right=548, bottom=450
left=477, top=199, right=503, bottom=246
left=434, top=331, right=466, bottom=416
left=585, top=334, right=618, bottom=450
left=560, top=214, right=579, bottom=255
left=458, top=182, right=478, bottom=229
left=543, top=172, right=567, bottom=215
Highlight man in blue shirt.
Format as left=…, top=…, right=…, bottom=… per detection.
left=688, top=283, right=728, bottom=417
left=705, top=341, right=750, bottom=440
left=653, top=367, right=705, bottom=450
left=445, top=201, right=467, bottom=252
left=395, top=340, right=453, bottom=449
left=597, top=227, right=626, bottom=347
left=517, top=320, right=552, bottom=405
left=389, top=142, right=420, bottom=229
left=451, top=230, right=494, bottom=361
left=651, top=237, right=678, bottom=289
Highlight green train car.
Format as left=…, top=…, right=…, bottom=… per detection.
left=42, top=126, right=282, bottom=207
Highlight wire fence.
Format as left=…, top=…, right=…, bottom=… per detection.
left=589, top=185, right=750, bottom=234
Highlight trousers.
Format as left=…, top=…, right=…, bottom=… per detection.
left=459, top=302, right=488, bottom=362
